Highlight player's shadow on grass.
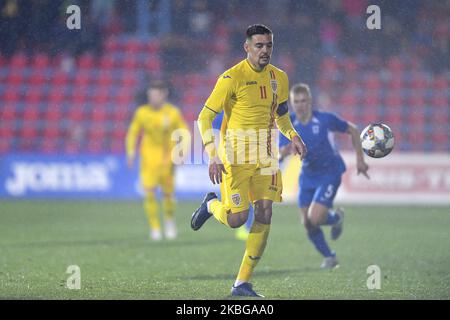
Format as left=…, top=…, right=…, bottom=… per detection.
left=181, top=267, right=318, bottom=281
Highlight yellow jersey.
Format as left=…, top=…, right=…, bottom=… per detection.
left=204, top=59, right=290, bottom=164
left=126, top=103, right=188, bottom=166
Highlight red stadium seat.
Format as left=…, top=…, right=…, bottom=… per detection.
left=122, top=55, right=140, bottom=70
left=22, top=105, right=40, bottom=121
left=410, top=73, right=428, bottom=90
left=111, top=106, right=131, bottom=122
left=364, top=73, right=381, bottom=91
left=388, top=76, right=404, bottom=90
left=7, top=70, right=25, bottom=86
left=341, top=57, right=359, bottom=74
left=87, top=126, right=107, bottom=153
left=0, top=119, right=15, bottom=140
left=91, top=106, right=108, bottom=122
left=0, top=104, right=17, bottom=121
left=100, top=55, right=116, bottom=69
left=43, top=103, right=62, bottom=120
left=69, top=88, right=89, bottom=104
left=67, top=104, right=86, bottom=121
left=146, top=41, right=161, bottom=54
left=74, top=71, right=92, bottom=86
left=116, top=91, right=134, bottom=106
left=109, top=139, right=124, bottom=153
left=104, top=38, right=121, bottom=53
left=28, top=71, right=48, bottom=85
left=144, top=56, right=162, bottom=73
left=433, top=75, right=448, bottom=91
left=41, top=138, right=59, bottom=154
left=429, top=109, right=449, bottom=125
left=384, top=107, right=404, bottom=126
left=121, top=73, right=138, bottom=87
left=33, top=53, right=50, bottom=69
left=123, top=39, right=144, bottom=54
left=408, top=109, right=426, bottom=126
left=3, top=89, right=21, bottom=103
left=321, top=57, right=338, bottom=73
left=10, top=52, right=28, bottom=68
left=408, top=93, right=426, bottom=108
left=363, top=92, right=381, bottom=108
left=431, top=94, right=448, bottom=108
left=0, top=54, right=6, bottom=68
left=97, top=71, right=114, bottom=86
left=385, top=92, right=404, bottom=108
left=430, top=130, right=448, bottom=148
left=360, top=108, right=380, bottom=124
left=0, top=138, right=11, bottom=153
left=339, top=91, right=359, bottom=108
left=92, top=89, right=110, bottom=105
left=52, top=71, right=70, bottom=86
left=387, top=56, right=405, bottom=72
left=78, top=53, right=95, bottom=69
left=19, top=124, right=39, bottom=151
left=48, top=90, right=66, bottom=104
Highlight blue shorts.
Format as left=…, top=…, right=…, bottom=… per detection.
left=298, top=175, right=342, bottom=208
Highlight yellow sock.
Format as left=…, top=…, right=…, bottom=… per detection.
left=162, top=194, right=175, bottom=221
left=209, top=199, right=229, bottom=226
left=236, top=221, right=270, bottom=282
left=144, top=193, right=160, bottom=231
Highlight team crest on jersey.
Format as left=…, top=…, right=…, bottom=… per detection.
left=312, top=125, right=320, bottom=134
left=231, top=193, right=241, bottom=206
left=270, top=80, right=278, bottom=94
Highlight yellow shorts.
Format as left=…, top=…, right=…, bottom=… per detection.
left=220, top=163, right=282, bottom=214
left=140, top=160, right=174, bottom=194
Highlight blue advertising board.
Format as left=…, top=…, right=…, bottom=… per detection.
left=0, top=154, right=217, bottom=200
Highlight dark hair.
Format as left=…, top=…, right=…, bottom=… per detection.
left=246, top=24, right=272, bottom=39
left=148, top=80, right=169, bottom=91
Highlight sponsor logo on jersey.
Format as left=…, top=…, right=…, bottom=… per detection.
left=246, top=81, right=257, bottom=85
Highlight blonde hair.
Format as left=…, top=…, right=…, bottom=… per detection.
left=290, top=83, right=312, bottom=99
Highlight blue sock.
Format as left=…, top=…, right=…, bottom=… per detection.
left=324, top=210, right=340, bottom=225
left=307, top=227, right=334, bottom=258
left=245, top=205, right=254, bottom=231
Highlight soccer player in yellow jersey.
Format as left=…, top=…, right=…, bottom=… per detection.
left=126, top=81, right=188, bottom=241
left=191, top=24, right=307, bottom=297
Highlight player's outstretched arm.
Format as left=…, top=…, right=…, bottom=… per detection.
left=347, top=122, right=370, bottom=179
left=197, top=106, right=227, bottom=184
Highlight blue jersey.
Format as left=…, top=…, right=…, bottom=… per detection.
left=280, top=110, right=348, bottom=178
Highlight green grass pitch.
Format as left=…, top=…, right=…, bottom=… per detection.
left=0, top=200, right=449, bottom=299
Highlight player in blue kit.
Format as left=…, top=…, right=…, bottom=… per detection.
left=279, top=83, right=370, bottom=269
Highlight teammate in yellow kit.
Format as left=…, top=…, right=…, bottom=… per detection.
left=126, top=80, right=188, bottom=241
left=191, top=25, right=307, bottom=297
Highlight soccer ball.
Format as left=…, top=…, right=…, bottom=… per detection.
left=360, top=123, right=395, bottom=158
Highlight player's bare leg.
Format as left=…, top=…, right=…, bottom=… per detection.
left=191, top=192, right=249, bottom=230
left=302, top=204, right=342, bottom=269
left=232, top=199, right=272, bottom=297
left=308, top=202, right=344, bottom=240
